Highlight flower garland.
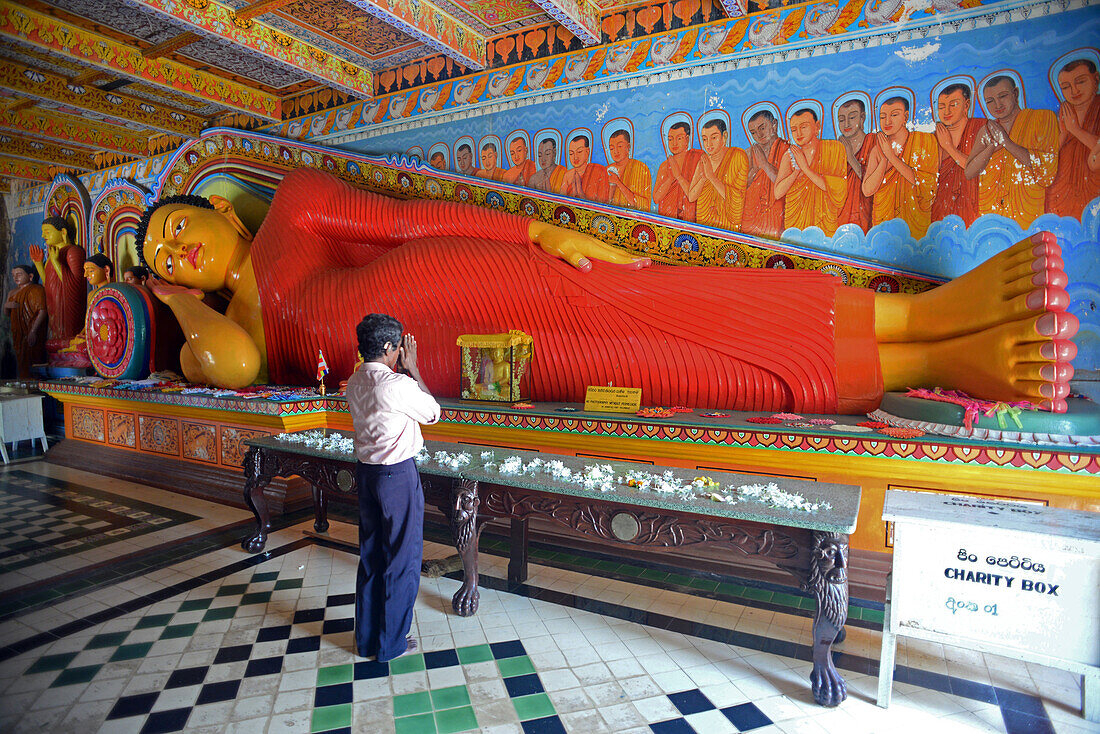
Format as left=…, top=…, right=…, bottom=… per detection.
left=275, top=429, right=355, bottom=454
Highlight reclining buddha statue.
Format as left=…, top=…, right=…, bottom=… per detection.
left=135, top=168, right=1077, bottom=414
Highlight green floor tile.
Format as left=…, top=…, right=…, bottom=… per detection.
left=665, top=573, right=694, bottom=587
left=134, top=613, right=174, bottom=629
left=216, top=583, right=249, bottom=597
left=716, top=582, right=746, bottom=597
left=109, top=642, right=152, bottom=662
left=317, top=664, right=353, bottom=687
left=159, top=623, right=199, bottom=640
left=456, top=644, right=494, bottom=664
left=250, top=571, right=279, bottom=582
left=430, top=684, right=471, bottom=710
left=772, top=592, right=805, bottom=609
left=274, top=578, right=304, bottom=590
left=85, top=631, right=128, bottom=649
left=639, top=569, right=668, bottom=581
left=797, top=596, right=818, bottom=610
left=617, top=564, right=645, bottom=577
left=687, top=577, right=719, bottom=592
left=51, top=664, right=102, bottom=687
left=512, top=693, right=555, bottom=721
left=389, top=653, right=426, bottom=675
left=177, top=598, right=212, bottom=612
left=496, top=655, right=535, bottom=678
left=740, top=586, right=773, bottom=602
left=846, top=605, right=863, bottom=621
left=202, top=606, right=237, bottom=622
left=434, top=705, right=477, bottom=734
left=240, top=591, right=272, bottom=606
left=393, top=691, right=433, bottom=717
left=593, top=560, right=621, bottom=572
left=862, top=608, right=885, bottom=624
left=395, top=712, right=436, bottom=734
left=26, top=652, right=77, bottom=673
left=310, top=703, right=351, bottom=732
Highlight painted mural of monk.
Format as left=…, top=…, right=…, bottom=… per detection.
left=1046, top=59, right=1100, bottom=219
left=30, top=216, right=87, bottom=355
left=686, top=118, right=747, bottom=230
left=653, top=121, right=702, bottom=221
left=741, top=109, right=788, bottom=239
left=862, top=97, right=938, bottom=239
left=836, top=99, right=874, bottom=231
left=606, top=129, right=652, bottom=211
left=529, top=138, right=566, bottom=193
left=932, top=83, right=985, bottom=226
left=455, top=144, right=477, bottom=177
left=475, top=142, right=507, bottom=182
left=774, top=109, right=847, bottom=236
left=503, top=137, right=537, bottom=187
left=965, top=75, right=1058, bottom=228
left=562, top=135, right=609, bottom=203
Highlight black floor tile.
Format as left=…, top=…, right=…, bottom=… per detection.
left=668, top=689, right=715, bottom=715
left=107, top=692, right=160, bottom=719
left=650, top=719, right=696, bottom=734
left=1001, top=708, right=1055, bottom=734
left=354, top=660, right=389, bottom=679
left=196, top=679, right=240, bottom=705
left=286, top=636, right=321, bottom=654
left=490, top=640, right=526, bottom=659
left=244, top=656, right=283, bottom=677
left=424, top=649, right=460, bottom=669
left=140, top=707, right=191, bottom=733
left=256, top=625, right=292, bottom=642
left=322, top=618, right=354, bottom=634
left=293, top=608, right=325, bottom=624
left=327, top=593, right=355, bottom=606
left=503, top=673, right=544, bottom=697
left=949, top=676, right=998, bottom=704
left=995, top=687, right=1048, bottom=717
left=315, top=682, right=353, bottom=707
left=520, top=716, right=567, bottom=734
left=165, top=666, right=208, bottom=689
left=721, top=702, right=773, bottom=731
left=213, top=644, right=253, bottom=664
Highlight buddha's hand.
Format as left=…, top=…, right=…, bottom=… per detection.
left=528, top=221, right=651, bottom=272
left=148, top=278, right=204, bottom=302
left=29, top=245, right=44, bottom=262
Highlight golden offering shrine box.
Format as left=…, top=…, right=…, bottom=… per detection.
left=457, top=331, right=533, bottom=403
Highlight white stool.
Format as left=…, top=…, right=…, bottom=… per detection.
left=0, top=395, right=49, bottom=463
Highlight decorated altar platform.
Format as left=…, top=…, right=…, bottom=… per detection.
left=38, top=378, right=1100, bottom=601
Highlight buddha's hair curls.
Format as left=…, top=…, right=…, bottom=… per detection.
left=134, top=194, right=214, bottom=268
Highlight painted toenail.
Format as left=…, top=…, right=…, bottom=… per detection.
left=1036, top=313, right=1057, bottom=335
left=1030, top=271, right=1048, bottom=286
left=1039, top=384, right=1054, bottom=398
left=1027, top=290, right=1045, bottom=308
left=1040, top=365, right=1055, bottom=381
left=1040, top=343, right=1056, bottom=359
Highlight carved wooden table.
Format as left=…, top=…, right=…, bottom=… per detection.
left=240, top=433, right=861, bottom=707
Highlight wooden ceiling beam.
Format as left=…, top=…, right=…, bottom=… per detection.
left=0, top=132, right=96, bottom=171
left=4, top=98, right=36, bottom=113
left=142, top=31, right=199, bottom=59
left=0, top=155, right=55, bottom=182
left=128, top=0, right=374, bottom=98
left=0, top=58, right=207, bottom=138
left=0, top=107, right=151, bottom=158
left=235, top=0, right=300, bottom=22
left=0, top=0, right=280, bottom=121
left=530, top=0, right=601, bottom=46
left=345, top=0, right=486, bottom=69
left=69, top=69, right=107, bottom=86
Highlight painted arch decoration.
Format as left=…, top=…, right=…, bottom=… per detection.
left=45, top=174, right=92, bottom=256
left=91, top=179, right=151, bottom=276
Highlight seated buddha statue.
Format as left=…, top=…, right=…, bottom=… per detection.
left=135, top=168, right=1076, bottom=413
left=59, top=253, right=113, bottom=358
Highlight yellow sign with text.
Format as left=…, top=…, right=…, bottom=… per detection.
left=583, top=386, right=642, bottom=413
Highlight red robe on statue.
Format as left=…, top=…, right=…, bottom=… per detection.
left=251, top=169, right=882, bottom=414
left=932, top=117, right=984, bottom=226
left=43, top=244, right=87, bottom=352
left=1046, top=96, right=1100, bottom=220
left=837, top=135, right=875, bottom=232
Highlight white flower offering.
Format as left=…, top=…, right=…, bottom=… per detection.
left=275, top=430, right=355, bottom=455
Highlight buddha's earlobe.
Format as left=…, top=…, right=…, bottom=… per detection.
left=209, top=195, right=254, bottom=243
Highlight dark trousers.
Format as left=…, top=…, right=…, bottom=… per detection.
left=354, top=458, right=423, bottom=661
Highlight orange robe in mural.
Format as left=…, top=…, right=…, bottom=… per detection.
left=505, top=160, right=538, bottom=186
left=253, top=169, right=881, bottom=414
left=577, top=163, right=610, bottom=203
left=871, top=132, right=938, bottom=240
left=656, top=150, right=702, bottom=221
left=1046, top=97, right=1100, bottom=219
left=696, top=148, right=748, bottom=231
left=838, top=135, right=875, bottom=232
left=741, top=139, right=789, bottom=239
left=978, top=109, right=1058, bottom=228
left=783, top=141, right=848, bottom=237
left=933, top=118, right=985, bottom=227
left=476, top=167, right=507, bottom=182
left=609, top=159, right=652, bottom=211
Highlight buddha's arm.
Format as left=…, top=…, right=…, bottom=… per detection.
left=152, top=287, right=261, bottom=389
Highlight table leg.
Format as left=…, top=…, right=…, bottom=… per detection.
left=877, top=572, right=897, bottom=708
left=508, top=518, right=529, bottom=584
left=312, top=483, right=329, bottom=533
left=805, top=531, right=849, bottom=707
left=449, top=478, right=481, bottom=617
left=0, top=442, right=8, bottom=464
left=241, top=447, right=276, bottom=553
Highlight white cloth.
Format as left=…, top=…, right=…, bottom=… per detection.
left=346, top=362, right=441, bottom=465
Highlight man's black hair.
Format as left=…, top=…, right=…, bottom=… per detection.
left=748, top=109, right=777, bottom=125
left=939, top=83, right=972, bottom=103
left=356, top=313, right=403, bottom=360
left=12, top=264, right=38, bottom=283
left=42, top=216, right=74, bottom=243
left=838, top=98, right=866, bottom=117
left=125, top=265, right=149, bottom=281
left=609, top=129, right=631, bottom=145
left=87, top=253, right=113, bottom=274
left=669, top=121, right=692, bottom=137
left=791, top=107, right=819, bottom=122
left=882, top=96, right=910, bottom=114
left=570, top=135, right=590, bottom=148
left=481, top=142, right=498, bottom=154
left=133, top=194, right=215, bottom=268
left=702, top=117, right=728, bottom=135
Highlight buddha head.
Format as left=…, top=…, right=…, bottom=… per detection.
left=84, top=253, right=113, bottom=289
left=42, top=216, right=74, bottom=250
left=136, top=194, right=253, bottom=292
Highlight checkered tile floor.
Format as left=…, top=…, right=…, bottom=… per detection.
left=0, top=461, right=1092, bottom=734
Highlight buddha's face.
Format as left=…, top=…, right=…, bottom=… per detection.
left=83, top=262, right=109, bottom=287
left=12, top=268, right=30, bottom=288
left=837, top=102, right=865, bottom=138
left=1059, top=65, right=1099, bottom=107
left=937, top=90, right=969, bottom=127
left=143, top=202, right=241, bottom=291
left=878, top=101, right=909, bottom=136
left=790, top=113, right=820, bottom=147
left=42, top=224, right=67, bottom=248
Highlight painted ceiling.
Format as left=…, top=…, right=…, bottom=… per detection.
left=0, top=0, right=747, bottom=188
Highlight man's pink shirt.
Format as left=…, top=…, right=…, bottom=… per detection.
left=346, top=362, right=441, bottom=465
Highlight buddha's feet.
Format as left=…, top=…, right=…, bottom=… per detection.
left=903, top=232, right=1071, bottom=342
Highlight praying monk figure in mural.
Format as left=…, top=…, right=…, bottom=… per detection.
left=687, top=118, right=747, bottom=230
left=606, top=130, right=652, bottom=211
left=503, top=137, right=537, bottom=187
left=1046, top=59, right=1100, bottom=219
left=966, top=75, right=1058, bottom=228
left=455, top=144, right=477, bottom=178
left=863, top=97, right=938, bottom=239
left=836, top=99, right=875, bottom=232
left=529, top=138, right=566, bottom=194
left=653, top=121, right=702, bottom=221
left=562, top=135, right=609, bottom=203
left=774, top=109, right=847, bottom=237
left=741, top=109, right=788, bottom=239
left=137, top=168, right=1077, bottom=414
left=29, top=216, right=86, bottom=358
left=932, top=83, right=985, bottom=226
left=475, top=142, right=507, bottom=182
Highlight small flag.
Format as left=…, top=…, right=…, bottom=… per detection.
left=316, top=349, right=329, bottom=382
